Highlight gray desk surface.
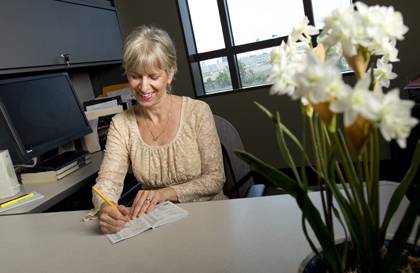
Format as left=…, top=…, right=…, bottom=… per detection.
left=0, top=182, right=414, bottom=273
left=0, top=152, right=103, bottom=215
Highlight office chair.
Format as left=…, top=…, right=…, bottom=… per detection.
left=213, top=115, right=266, bottom=198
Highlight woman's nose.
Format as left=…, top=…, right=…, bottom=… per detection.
left=139, top=76, right=150, bottom=91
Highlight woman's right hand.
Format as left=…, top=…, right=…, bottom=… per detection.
left=98, top=204, right=130, bottom=234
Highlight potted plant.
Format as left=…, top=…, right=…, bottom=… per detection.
left=235, top=3, right=420, bottom=273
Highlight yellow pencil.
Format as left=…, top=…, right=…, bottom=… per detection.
left=0, top=193, right=34, bottom=208
left=92, top=187, right=118, bottom=210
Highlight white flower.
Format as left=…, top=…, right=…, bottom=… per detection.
left=269, top=41, right=305, bottom=99
left=354, top=2, right=407, bottom=60
left=290, top=17, right=319, bottom=45
left=294, top=52, right=348, bottom=104
left=330, top=76, right=382, bottom=126
left=318, top=5, right=358, bottom=56
left=378, top=89, right=418, bottom=148
left=268, top=3, right=417, bottom=155
left=319, top=3, right=408, bottom=61
left=332, top=77, right=418, bottom=147
left=356, top=2, right=408, bottom=41
left=374, top=57, right=397, bottom=88
left=373, top=39, right=400, bottom=62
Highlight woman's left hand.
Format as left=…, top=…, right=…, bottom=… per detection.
left=130, top=188, right=176, bottom=219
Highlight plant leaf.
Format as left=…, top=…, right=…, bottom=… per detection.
left=254, top=101, right=274, bottom=120
left=323, top=141, right=365, bottom=251
left=383, top=184, right=420, bottom=273
left=234, top=149, right=344, bottom=272
left=255, top=101, right=319, bottom=174
left=301, top=214, right=322, bottom=258
left=275, top=112, right=302, bottom=184
left=380, top=140, right=420, bottom=243
left=299, top=188, right=344, bottom=273
left=255, top=100, right=303, bottom=150
left=234, top=150, right=301, bottom=196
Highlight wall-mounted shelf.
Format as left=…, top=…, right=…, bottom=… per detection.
left=0, top=0, right=123, bottom=75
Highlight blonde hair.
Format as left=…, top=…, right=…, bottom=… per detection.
left=122, top=25, right=177, bottom=77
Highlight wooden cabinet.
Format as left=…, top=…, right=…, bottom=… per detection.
left=0, top=0, right=122, bottom=74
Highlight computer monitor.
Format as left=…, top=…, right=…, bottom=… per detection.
left=0, top=73, right=92, bottom=165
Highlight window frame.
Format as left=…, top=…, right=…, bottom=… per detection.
left=177, top=0, right=351, bottom=97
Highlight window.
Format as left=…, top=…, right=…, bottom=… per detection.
left=177, top=0, right=352, bottom=96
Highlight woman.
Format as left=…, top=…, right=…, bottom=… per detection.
left=92, top=25, right=226, bottom=234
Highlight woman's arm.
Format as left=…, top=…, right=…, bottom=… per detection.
left=92, top=116, right=130, bottom=209
left=169, top=103, right=225, bottom=202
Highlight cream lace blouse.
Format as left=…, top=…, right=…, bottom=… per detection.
left=92, top=96, right=227, bottom=209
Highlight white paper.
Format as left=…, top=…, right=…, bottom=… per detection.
left=86, top=100, right=119, bottom=111
left=106, top=88, right=134, bottom=103
left=106, top=201, right=188, bottom=244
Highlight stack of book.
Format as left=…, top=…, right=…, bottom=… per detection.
left=19, top=151, right=91, bottom=184
left=83, top=96, right=125, bottom=153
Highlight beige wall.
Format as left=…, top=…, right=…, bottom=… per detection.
left=114, top=0, right=420, bottom=167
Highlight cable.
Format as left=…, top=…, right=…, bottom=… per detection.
left=14, top=157, right=38, bottom=170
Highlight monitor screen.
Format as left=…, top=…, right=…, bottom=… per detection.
left=0, top=73, right=92, bottom=164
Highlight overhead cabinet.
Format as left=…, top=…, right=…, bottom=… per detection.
left=0, top=0, right=122, bottom=74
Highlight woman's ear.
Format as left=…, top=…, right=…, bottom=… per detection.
left=167, top=68, right=175, bottom=86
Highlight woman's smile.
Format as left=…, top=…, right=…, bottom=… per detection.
left=136, top=91, right=155, bottom=101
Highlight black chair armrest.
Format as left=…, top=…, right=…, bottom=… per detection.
left=119, top=174, right=141, bottom=207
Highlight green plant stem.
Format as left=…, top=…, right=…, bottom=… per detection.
left=323, top=143, right=366, bottom=256
left=414, top=224, right=420, bottom=251
left=321, top=123, right=334, bottom=235
left=255, top=102, right=323, bottom=183
left=309, top=115, right=330, bottom=221
left=275, top=113, right=302, bottom=185
left=326, top=146, right=350, bottom=270
left=363, top=144, right=371, bottom=184
left=342, top=134, right=377, bottom=272
left=363, top=132, right=383, bottom=272
left=335, top=163, right=353, bottom=202
left=369, top=130, right=382, bottom=272
left=301, top=215, right=322, bottom=259
left=371, top=128, right=380, bottom=230
left=313, top=116, right=334, bottom=233
left=356, top=155, right=364, bottom=185
left=332, top=131, right=373, bottom=262
left=300, top=106, right=309, bottom=188
left=334, top=131, right=364, bottom=214
left=330, top=126, right=352, bottom=204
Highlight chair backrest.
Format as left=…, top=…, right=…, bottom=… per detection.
left=213, top=115, right=254, bottom=198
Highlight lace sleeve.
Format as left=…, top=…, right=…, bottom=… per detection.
left=170, top=103, right=225, bottom=202
left=92, top=117, right=130, bottom=209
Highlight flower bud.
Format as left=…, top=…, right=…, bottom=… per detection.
left=312, top=101, right=333, bottom=124
left=345, top=114, right=371, bottom=155
left=313, top=43, right=326, bottom=63
left=345, top=46, right=370, bottom=79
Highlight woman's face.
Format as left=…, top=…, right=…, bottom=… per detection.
left=128, top=66, right=173, bottom=108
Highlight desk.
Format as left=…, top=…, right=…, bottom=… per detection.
left=0, top=152, right=103, bottom=215
left=0, top=182, right=415, bottom=273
